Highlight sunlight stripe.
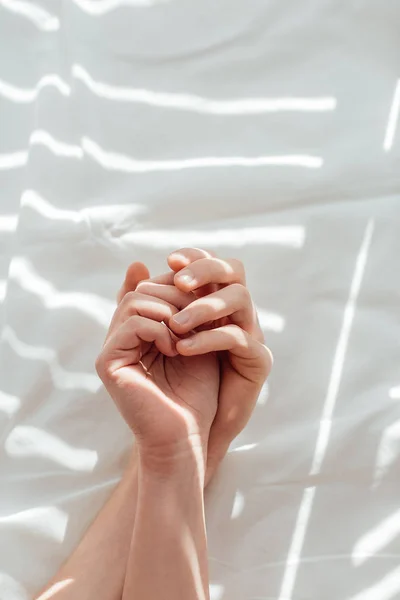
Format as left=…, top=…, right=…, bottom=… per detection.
left=0, top=0, right=59, bottom=30
left=82, top=137, right=323, bottom=172
left=383, top=79, right=400, bottom=152
left=73, top=64, right=336, bottom=115
left=278, top=219, right=374, bottom=600
left=0, top=74, right=70, bottom=103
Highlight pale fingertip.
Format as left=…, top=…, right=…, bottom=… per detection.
left=167, top=252, right=189, bottom=269
left=174, top=270, right=197, bottom=291
left=126, top=261, right=151, bottom=287
left=168, top=251, right=186, bottom=261
left=177, top=337, right=195, bottom=353
left=180, top=337, right=194, bottom=347
left=171, top=311, right=190, bottom=326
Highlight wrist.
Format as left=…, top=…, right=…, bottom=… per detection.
left=137, top=453, right=206, bottom=522
left=138, top=440, right=207, bottom=486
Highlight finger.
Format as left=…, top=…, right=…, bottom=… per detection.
left=171, top=256, right=263, bottom=341
left=117, top=262, right=150, bottom=304
left=117, top=268, right=175, bottom=304
left=135, top=281, right=195, bottom=310
left=173, top=257, right=246, bottom=293
left=167, top=247, right=216, bottom=272
left=148, top=271, right=175, bottom=285
left=97, top=316, right=177, bottom=377
left=169, top=283, right=254, bottom=334
left=176, top=324, right=273, bottom=381
left=105, top=291, right=179, bottom=345
left=168, top=249, right=218, bottom=298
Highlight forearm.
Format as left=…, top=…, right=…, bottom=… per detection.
left=34, top=452, right=138, bottom=600
left=122, top=448, right=210, bottom=600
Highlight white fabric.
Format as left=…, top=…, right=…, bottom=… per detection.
left=1, top=1, right=399, bottom=598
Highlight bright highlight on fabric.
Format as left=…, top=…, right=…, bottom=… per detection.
left=73, top=64, right=336, bottom=115
left=0, top=0, right=59, bottom=30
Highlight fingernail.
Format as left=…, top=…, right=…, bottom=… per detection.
left=169, top=252, right=186, bottom=262
left=177, top=269, right=194, bottom=285
left=180, top=337, right=194, bottom=348
left=172, top=311, right=190, bottom=325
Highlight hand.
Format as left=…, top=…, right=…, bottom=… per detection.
left=167, top=248, right=272, bottom=483
left=96, top=265, right=220, bottom=473
left=118, top=248, right=273, bottom=484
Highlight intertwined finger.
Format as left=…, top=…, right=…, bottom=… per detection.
left=135, top=281, right=195, bottom=310
left=104, top=291, right=179, bottom=345
left=167, top=247, right=216, bottom=271
left=176, top=323, right=272, bottom=381
left=168, top=248, right=219, bottom=298
left=116, top=261, right=150, bottom=304
left=173, top=257, right=246, bottom=291
left=96, top=316, right=177, bottom=378
left=145, top=271, right=175, bottom=285
left=169, top=283, right=255, bottom=335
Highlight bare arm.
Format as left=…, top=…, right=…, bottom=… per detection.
left=122, top=449, right=210, bottom=600
left=34, top=452, right=138, bottom=600
left=35, top=248, right=271, bottom=600
left=35, top=446, right=210, bottom=600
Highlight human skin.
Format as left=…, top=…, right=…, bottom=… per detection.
left=34, top=248, right=272, bottom=600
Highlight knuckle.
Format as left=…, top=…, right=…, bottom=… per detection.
left=229, top=257, right=244, bottom=270
left=225, top=323, right=242, bottom=336
left=95, top=350, right=117, bottom=381
left=95, top=353, right=106, bottom=377
left=231, top=282, right=250, bottom=302
left=135, top=281, right=150, bottom=294
left=227, top=258, right=245, bottom=279
left=122, top=290, right=138, bottom=305
left=121, top=291, right=146, bottom=315
left=127, top=314, right=141, bottom=327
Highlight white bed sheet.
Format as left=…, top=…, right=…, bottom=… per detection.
left=0, top=1, right=400, bottom=598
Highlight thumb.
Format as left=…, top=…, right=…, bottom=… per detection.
left=117, top=262, right=150, bottom=304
